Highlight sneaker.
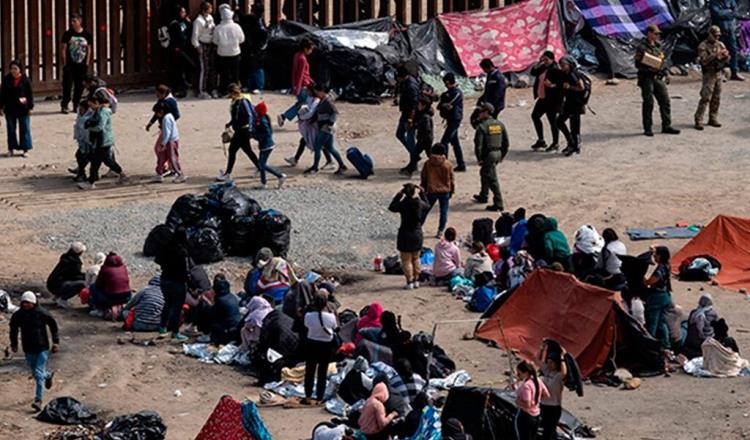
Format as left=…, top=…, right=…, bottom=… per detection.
left=284, top=156, right=297, bottom=167
left=45, top=372, right=55, bottom=390
left=453, top=165, right=467, bottom=172
left=530, top=140, right=546, bottom=150
left=216, top=170, right=229, bottom=182
left=544, top=143, right=559, bottom=152
left=117, top=173, right=130, bottom=184
left=173, top=174, right=187, bottom=183
left=472, top=194, right=487, bottom=203
left=198, top=92, right=211, bottom=99
left=303, top=167, right=318, bottom=175
left=254, top=183, right=268, bottom=190
left=162, top=170, right=175, bottom=178
left=32, top=400, right=42, bottom=412
left=72, top=175, right=87, bottom=183
left=563, top=147, right=580, bottom=157
left=334, top=166, right=348, bottom=176
left=150, top=174, right=164, bottom=183
left=277, top=114, right=285, bottom=127
left=730, top=74, right=745, bottom=81
left=251, top=89, right=261, bottom=95
left=77, top=182, right=95, bottom=190
left=158, top=327, right=168, bottom=337
left=196, top=334, right=211, bottom=343
left=403, top=283, right=414, bottom=290
left=277, top=175, right=287, bottom=189
left=399, top=167, right=414, bottom=177
left=644, top=130, right=654, bottom=137
left=21, top=152, right=29, bottom=158
left=171, top=332, right=189, bottom=342
left=321, top=162, right=335, bottom=171
left=55, top=298, right=71, bottom=309
left=61, top=107, right=69, bottom=114
left=413, top=281, right=420, bottom=289
left=662, top=127, right=680, bottom=135
left=88, top=309, right=104, bottom=318
left=436, top=229, right=443, bottom=239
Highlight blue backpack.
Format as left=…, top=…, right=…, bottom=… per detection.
left=469, top=285, right=496, bottom=313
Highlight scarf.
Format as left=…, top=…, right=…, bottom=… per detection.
left=245, top=296, right=273, bottom=327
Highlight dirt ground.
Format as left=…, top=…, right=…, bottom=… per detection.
left=1, top=73, right=750, bottom=440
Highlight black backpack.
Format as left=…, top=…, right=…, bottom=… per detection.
left=578, top=69, right=593, bottom=112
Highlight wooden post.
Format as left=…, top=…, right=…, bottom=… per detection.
left=385, top=0, right=396, bottom=17
left=42, top=0, right=54, bottom=81
left=110, top=0, right=121, bottom=76
left=367, top=0, right=377, bottom=18
left=431, top=0, right=442, bottom=16
left=320, top=0, right=332, bottom=26
left=416, top=0, right=427, bottom=22
left=124, top=0, right=136, bottom=74
left=95, top=0, right=107, bottom=76
left=481, top=0, right=489, bottom=10
left=55, top=0, right=67, bottom=79
left=28, top=0, right=40, bottom=80
left=264, top=0, right=271, bottom=25
left=401, top=0, right=412, bottom=24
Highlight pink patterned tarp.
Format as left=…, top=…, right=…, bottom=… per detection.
left=438, top=0, right=567, bottom=77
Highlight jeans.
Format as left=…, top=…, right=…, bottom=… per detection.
left=304, top=339, right=333, bottom=401
left=25, top=351, right=50, bottom=402
left=55, top=280, right=87, bottom=300
left=531, top=99, right=559, bottom=144
left=89, top=147, right=123, bottom=184
left=645, top=290, right=672, bottom=349
left=160, top=278, right=187, bottom=333
left=169, top=49, right=192, bottom=93
left=721, top=30, right=739, bottom=76
left=312, top=129, right=344, bottom=171
left=282, top=90, right=308, bottom=121
left=440, top=119, right=465, bottom=167
left=258, top=148, right=283, bottom=184
left=62, top=62, right=87, bottom=110
left=5, top=113, right=32, bottom=152
left=639, top=75, right=671, bottom=131
left=225, top=129, right=259, bottom=175
left=396, top=114, right=417, bottom=169
left=245, top=68, right=266, bottom=91
left=294, top=137, right=332, bottom=163
left=424, top=193, right=450, bottom=233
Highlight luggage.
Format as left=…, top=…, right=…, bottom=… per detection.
left=346, top=146, right=374, bottom=179
left=472, top=218, right=494, bottom=245
left=494, top=212, right=514, bottom=237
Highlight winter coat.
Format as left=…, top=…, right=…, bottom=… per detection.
left=240, top=13, right=268, bottom=68
left=685, top=296, right=719, bottom=357
left=46, top=250, right=85, bottom=295
left=123, top=276, right=164, bottom=330
left=168, top=18, right=191, bottom=51
left=258, top=310, right=299, bottom=364
left=86, top=107, right=114, bottom=148
left=95, top=253, right=131, bottom=295
left=213, top=6, right=245, bottom=57
left=0, top=74, right=34, bottom=116
left=464, top=252, right=494, bottom=280
left=480, top=68, right=506, bottom=114
left=542, top=217, right=571, bottom=267
left=359, top=383, right=396, bottom=435
left=255, top=114, right=274, bottom=149
left=229, top=95, right=256, bottom=132
left=398, top=75, right=420, bottom=116
left=414, top=107, right=434, bottom=153
left=10, top=306, right=59, bottom=354
left=191, top=13, right=215, bottom=47
left=420, top=154, right=454, bottom=195
left=210, top=280, right=241, bottom=344
left=388, top=193, right=429, bottom=253
left=438, top=87, right=463, bottom=121
left=156, top=243, right=190, bottom=283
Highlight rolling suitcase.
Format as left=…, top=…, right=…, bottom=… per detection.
left=346, top=146, right=374, bottom=179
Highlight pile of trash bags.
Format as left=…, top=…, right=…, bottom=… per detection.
left=143, top=182, right=291, bottom=264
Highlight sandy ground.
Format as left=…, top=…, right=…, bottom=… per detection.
left=1, top=74, right=750, bottom=440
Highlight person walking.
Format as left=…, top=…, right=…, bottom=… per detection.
left=709, top=0, right=744, bottom=81
left=537, top=341, right=567, bottom=440
left=78, top=96, right=128, bottom=190
left=556, top=57, right=586, bottom=157
left=253, top=101, right=287, bottom=189
left=240, top=3, right=269, bottom=94
left=635, top=24, right=680, bottom=137
left=303, top=84, right=347, bottom=175
left=388, top=183, right=430, bottom=290
left=472, top=103, right=508, bottom=212
left=191, top=1, right=217, bottom=99
left=420, top=144, right=454, bottom=238
left=213, top=4, right=245, bottom=96
left=0, top=60, right=34, bottom=157
left=396, top=67, right=421, bottom=175
left=278, top=39, right=315, bottom=127
left=156, top=229, right=190, bottom=341
left=529, top=51, right=562, bottom=152
left=60, top=13, right=93, bottom=114
left=217, top=83, right=260, bottom=181
left=10, top=292, right=59, bottom=412
left=167, top=6, right=193, bottom=98
left=438, top=73, right=466, bottom=172
left=478, top=58, right=506, bottom=118
left=695, top=26, right=730, bottom=130
left=152, top=103, right=187, bottom=183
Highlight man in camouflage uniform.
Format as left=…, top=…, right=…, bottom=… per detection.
left=634, top=24, right=680, bottom=137
left=695, top=26, right=730, bottom=130
left=472, top=103, right=509, bottom=212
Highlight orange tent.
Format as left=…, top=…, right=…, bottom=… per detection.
left=672, top=215, right=750, bottom=292
left=475, top=270, right=662, bottom=377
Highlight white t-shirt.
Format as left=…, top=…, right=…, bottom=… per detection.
left=304, top=311, right=337, bottom=342
left=604, top=240, right=627, bottom=274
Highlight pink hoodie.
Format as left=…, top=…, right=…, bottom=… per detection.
left=433, top=239, right=461, bottom=278
left=358, top=383, right=396, bottom=435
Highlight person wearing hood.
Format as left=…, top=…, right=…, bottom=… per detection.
left=208, top=274, right=241, bottom=345
left=254, top=247, right=298, bottom=304
left=217, top=83, right=260, bottom=181
left=389, top=183, right=430, bottom=290
left=442, top=418, right=472, bottom=440
left=253, top=101, right=286, bottom=189
left=358, top=382, right=399, bottom=439
left=420, top=143, right=455, bottom=239
left=156, top=228, right=190, bottom=341
left=571, top=225, right=603, bottom=280
left=541, top=218, right=571, bottom=271
left=10, top=291, right=59, bottom=412
left=464, top=241, right=493, bottom=280
left=46, top=242, right=87, bottom=308
left=355, top=302, right=384, bottom=343
left=89, top=252, right=132, bottom=316
left=240, top=296, right=273, bottom=352
left=121, top=275, right=165, bottom=332
left=510, top=208, right=528, bottom=255
left=684, top=293, right=720, bottom=358
left=432, top=227, right=462, bottom=284
left=213, top=4, right=245, bottom=95
left=85, top=252, right=106, bottom=287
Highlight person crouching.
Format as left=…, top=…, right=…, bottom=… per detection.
left=152, top=103, right=186, bottom=183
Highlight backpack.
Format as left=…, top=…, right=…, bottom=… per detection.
left=96, top=87, right=118, bottom=114
left=577, top=69, right=593, bottom=113
left=158, top=26, right=170, bottom=48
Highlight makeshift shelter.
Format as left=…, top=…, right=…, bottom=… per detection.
left=438, top=0, right=567, bottom=76
left=441, top=386, right=592, bottom=440
left=672, top=215, right=750, bottom=293
left=195, top=395, right=271, bottom=440
left=476, top=269, right=663, bottom=377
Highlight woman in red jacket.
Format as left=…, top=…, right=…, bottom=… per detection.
left=89, top=252, right=132, bottom=317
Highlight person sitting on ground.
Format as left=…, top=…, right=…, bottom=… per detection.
left=302, top=291, right=339, bottom=405
left=711, top=318, right=739, bottom=354
left=184, top=264, right=213, bottom=337
left=389, top=183, right=430, bottom=290
left=85, top=252, right=106, bottom=287
left=514, top=360, right=550, bottom=440
left=46, top=242, right=88, bottom=309
left=121, top=275, right=164, bottom=332
left=510, top=208, right=528, bottom=255
left=588, top=228, right=627, bottom=289
left=377, top=311, right=411, bottom=362
left=398, top=392, right=431, bottom=438
left=358, top=382, right=400, bottom=440
left=509, top=250, right=535, bottom=289
left=256, top=304, right=300, bottom=384
left=541, top=217, right=571, bottom=271
left=393, top=358, right=426, bottom=403
left=89, top=252, right=132, bottom=318
left=464, top=241, right=493, bottom=280
left=432, top=227, right=462, bottom=285
left=683, top=293, right=719, bottom=359
left=207, top=274, right=241, bottom=345
left=240, top=296, right=273, bottom=352
left=538, top=340, right=568, bottom=440
left=700, top=319, right=749, bottom=377
left=356, top=301, right=384, bottom=343
left=571, top=225, right=604, bottom=280
left=254, top=247, right=298, bottom=303
left=442, top=418, right=472, bottom=440
left=420, top=143, right=454, bottom=239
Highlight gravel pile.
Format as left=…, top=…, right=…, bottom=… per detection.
left=33, top=186, right=400, bottom=276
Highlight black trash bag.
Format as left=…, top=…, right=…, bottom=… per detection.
left=186, top=227, right=224, bottom=264
left=383, top=255, right=402, bottom=275
left=100, top=410, right=166, bottom=440
left=255, top=209, right=291, bottom=258
left=227, top=215, right=260, bottom=257
left=165, top=194, right=207, bottom=229
left=220, top=186, right=256, bottom=220
left=143, top=224, right=173, bottom=257
left=37, top=397, right=98, bottom=425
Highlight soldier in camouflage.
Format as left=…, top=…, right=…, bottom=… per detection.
left=695, top=25, right=730, bottom=130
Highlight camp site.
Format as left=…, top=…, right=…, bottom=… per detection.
left=1, top=0, right=749, bottom=438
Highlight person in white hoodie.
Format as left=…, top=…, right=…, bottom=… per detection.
left=152, top=103, right=186, bottom=183
left=192, top=1, right=217, bottom=99
left=213, top=4, right=245, bottom=96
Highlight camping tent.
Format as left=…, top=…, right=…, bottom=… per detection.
left=195, top=395, right=271, bottom=440
left=672, top=215, right=750, bottom=293
left=475, top=269, right=663, bottom=377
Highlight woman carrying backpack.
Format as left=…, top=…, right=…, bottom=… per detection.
left=555, top=57, right=587, bottom=157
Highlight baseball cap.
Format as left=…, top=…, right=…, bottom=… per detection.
left=21, top=291, right=37, bottom=305
left=646, top=24, right=662, bottom=34
left=479, top=102, right=494, bottom=114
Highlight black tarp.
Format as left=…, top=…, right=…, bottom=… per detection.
left=37, top=397, right=98, bottom=425
left=406, top=19, right=465, bottom=75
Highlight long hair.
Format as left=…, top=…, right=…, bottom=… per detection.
left=517, top=361, right=540, bottom=403
left=654, top=246, right=672, bottom=291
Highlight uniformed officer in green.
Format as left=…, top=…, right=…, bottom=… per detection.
left=634, top=24, right=680, bottom=137
left=472, top=103, right=508, bottom=212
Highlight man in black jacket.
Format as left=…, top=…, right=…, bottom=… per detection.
left=478, top=58, right=506, bottom=118
left=10, top=291, right=59, bottom=411
left=156, top=228, right=190, bottom=341
left=46, top=242, right=86, bottom=308
left=396, top=67, right=421, bottom=175
left=240, top=3, right=269, bottom=93
left=168, top=5, right=193, bottom=97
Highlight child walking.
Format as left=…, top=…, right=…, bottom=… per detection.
left=217, top=83, right=260, bottom=181
left=10, top=291, right=60, bottom=411
left=146, top=85, right=181, bottom=177
left=284, top=83, right=333, bottom=169
left=253, top=102, right=286, bottom=189
left=78, top=96, right=127, bottom=190
left=71, top=99, right=93, bottom=182
left=303, top=84, right=347, bottom=175
left=152, top=103, right=186, bottom=183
